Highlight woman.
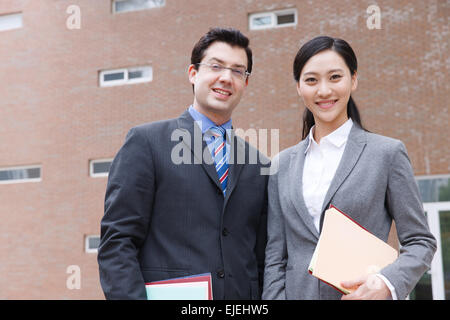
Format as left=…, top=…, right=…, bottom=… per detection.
left=262, top=36, right=436, bottom=300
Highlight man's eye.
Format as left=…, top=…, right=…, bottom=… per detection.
left=305, top=78, right=316, bottom=83
left=211, top=64, right=223, bottom=71
left=232, top=68, right=245, bottom=76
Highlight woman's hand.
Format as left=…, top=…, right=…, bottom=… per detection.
left=341, top=274, right=391, bottom=300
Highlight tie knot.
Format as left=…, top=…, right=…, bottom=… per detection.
left=210, top=126, right=226, bottom=139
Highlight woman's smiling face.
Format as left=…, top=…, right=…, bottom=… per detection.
left=297, top=49, right=358, bottom=132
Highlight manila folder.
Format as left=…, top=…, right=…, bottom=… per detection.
left=309, top=206, right=398, bottom=294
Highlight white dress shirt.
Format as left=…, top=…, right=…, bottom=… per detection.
left=302, top=118, right=397, bottom=299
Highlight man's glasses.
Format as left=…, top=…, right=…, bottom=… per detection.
left=195, top=63, right=250, bottom=81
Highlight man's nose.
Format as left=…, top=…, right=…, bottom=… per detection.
left=218, top=68, right=233, bottom=82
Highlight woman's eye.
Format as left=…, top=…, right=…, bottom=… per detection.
left=305, top=78, right=316, bottom=83
left=330, top=74, right=342, bottom=80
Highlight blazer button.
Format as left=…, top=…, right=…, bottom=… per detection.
left=222, top=228, right=229, bottom=236
left=217, top=270, right=225, bottom=278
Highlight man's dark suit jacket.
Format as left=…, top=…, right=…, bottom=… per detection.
left=98, top=110, right=269, bottom=299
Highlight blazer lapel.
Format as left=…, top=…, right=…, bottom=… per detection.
left=223, top=130, right=244, bottom=204
left=176, top=110, right=222, bottom=190
left=288, top=140, right=320, bottom=239
left=320, top=124, right=367, bottom=216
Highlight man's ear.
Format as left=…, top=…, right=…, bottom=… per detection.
left=188, top=64, right=197, bottom=85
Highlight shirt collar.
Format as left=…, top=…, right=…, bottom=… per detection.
left=188, top=105, right=232, bottom=134
left=305, top=118, right=353, bottom=154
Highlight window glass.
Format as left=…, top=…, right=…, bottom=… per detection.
left=0, top=13, right=23, bottom=32
left=103, top=72, right=125, bottom=82
left=277, top=13, right=295, bottom=25
left=100, top=67, right=151, bottom=87
left=128, top=67, right=152, bottom=80
left=249, top=9, right=297, bottom=30
left=114, top=0, right=165, bottom=13
left=0, top=166, right=41, bottom=182
left=88, top=236, right=100, bottom=250
left=85, top=235, right=100, bottom=253
left=417, top=177, right=450, bottom=202
left=440, top=210, right=450, bottom=299
left=92, top=161, right=112, bottom=175
left=253, top=15, right=272, bottom=27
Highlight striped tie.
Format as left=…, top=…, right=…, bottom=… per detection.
left=209, top=126, right=228, bottom=195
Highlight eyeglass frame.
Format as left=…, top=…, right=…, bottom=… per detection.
left=195, top=62, right=251, bottom=80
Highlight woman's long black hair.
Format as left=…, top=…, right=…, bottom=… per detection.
left=293, top=36, right=367, bottom=139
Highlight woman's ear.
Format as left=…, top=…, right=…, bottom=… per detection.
left=351, top=71, right=358, bottom=92
left=296, top=81, right=302, bottom=96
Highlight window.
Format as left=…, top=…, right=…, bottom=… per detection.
left=113, top=0, right=165, bottom=13
left=416, top=174, right=450, bottom=203
left=0, top=165, right=41, bottom=184
left=99, top=66, right=152, bottom=87
left=0, top=12, right=23, bottom=32
left=85, top=235, right=100, bottom=253
left=90, top=159, right=113, bottom=177
left=249, top=9, right=297, bottom=30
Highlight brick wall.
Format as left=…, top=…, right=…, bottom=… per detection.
left=0, top=0, right=447, bottom=299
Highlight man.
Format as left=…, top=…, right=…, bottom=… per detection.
left=98, top=27, right=269, bottom=300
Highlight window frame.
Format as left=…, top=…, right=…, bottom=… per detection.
left=99, top=66, right=152, bottom=87
left=249, top=8, right=297, bottom=30
left=126, top=66, right=153, bottom=84
left=89, top=159, right=113, bottom=178
left=112, top=0, right=165, bottom=14
left=416, top=174, right=450, bottom=181
left=0, top=164, right=42, bottom=184
left=85, top=235, right=100, bottom=253
left=0, top=12, right=23, bottom=32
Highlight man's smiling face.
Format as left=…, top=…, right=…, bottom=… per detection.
left=188, top=41, right=249, bottom=125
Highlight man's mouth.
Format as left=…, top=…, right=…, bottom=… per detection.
left=212, top=88, right=232, bottom=96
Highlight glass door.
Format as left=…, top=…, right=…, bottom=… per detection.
left=439, top=209, right=450, bottom=299
left=411, top=202, right=450, bottom=300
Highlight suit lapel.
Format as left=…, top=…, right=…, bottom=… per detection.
left=288, top=140, right=320, bottom=239
left=288, top=124, right=367, bottom=238
left=176, top=110, right=222, bottom=190
left=223, top=131, right=244, bottom=205
left=320, top=124, right=367, bottom=215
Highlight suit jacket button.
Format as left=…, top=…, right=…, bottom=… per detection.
left=222, top=228, right=229, bottom=236
left=217, top=270, right=225, bottom=278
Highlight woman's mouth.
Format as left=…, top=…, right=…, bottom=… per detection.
left=316, top=99, right=338, bottom=109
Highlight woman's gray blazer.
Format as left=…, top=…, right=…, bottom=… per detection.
left=262, top=124, right=436, bottom=300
